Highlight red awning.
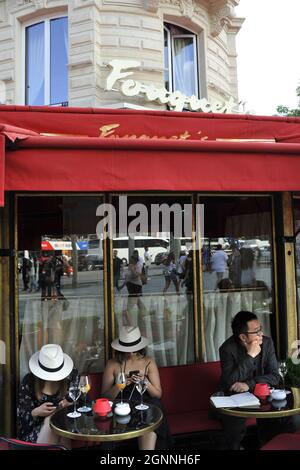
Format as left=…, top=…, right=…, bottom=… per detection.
left=2, top=106, right=300, bottom=205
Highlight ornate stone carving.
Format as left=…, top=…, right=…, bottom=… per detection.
left=160, top=0, right=181, bottom=8
left=178, top=0, right=194, bottom=18
left=210, top=2, right=235, bottom=38
left=144, top=0, right=159, bottom=12
left=160, top=0, right=195, bottom=18
left=17, top=0, right=49, bottom=7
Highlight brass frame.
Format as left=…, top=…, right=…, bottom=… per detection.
left=282, top=192, right=298, bottom=354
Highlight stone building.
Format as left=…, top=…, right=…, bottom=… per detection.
left=0, top=0, right=243, bottom=110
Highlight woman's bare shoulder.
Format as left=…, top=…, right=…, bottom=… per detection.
left=105, top=358, right=119, bottom=372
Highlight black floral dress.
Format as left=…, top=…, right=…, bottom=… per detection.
left=17, top=370, right=78, bottom=442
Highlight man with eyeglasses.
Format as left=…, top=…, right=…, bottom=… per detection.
left=218, top=310, right=300, bottom=449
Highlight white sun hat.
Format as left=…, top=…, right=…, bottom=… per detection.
left=29, top=344, right=73, bottom=381
left=111, top=326, right=149, bottom=352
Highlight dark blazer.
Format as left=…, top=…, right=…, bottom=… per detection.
left=219, top=335, right=280, bottom=392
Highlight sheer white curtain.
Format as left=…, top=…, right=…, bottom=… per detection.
left=26, top=23, right=45, bottom=105
left=114, top=293, right=194, bottom=367
left=19, top=297, right=105, bottom=379
left=173, top=36, right=196, bottom=97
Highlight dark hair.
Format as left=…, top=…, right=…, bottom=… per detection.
left=115, top=348, right=146, bottom=364
left=217, top=278, right=233, bottom=290
left=231, top=310, right=258, bottom=338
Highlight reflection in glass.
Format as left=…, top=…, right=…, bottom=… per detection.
left=18, top=196, right=105, bottom=380
left=112, top=195, right=195, bottom=367
left=201, top=196, right=274, bottom=362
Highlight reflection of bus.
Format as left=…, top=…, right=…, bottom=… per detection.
left=113, top=236, right=169, bottom=264
left=87, top=236, right=169, bottom=264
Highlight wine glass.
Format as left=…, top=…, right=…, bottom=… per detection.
left=278, top=360, right=287, bottom=390
left=116, top=372, right=126, bottom=403
left=135, top=377, right=149, bottom=410
left=78, top=376, right=92, bottom=413
left=67, top=383, right=81, bottom=418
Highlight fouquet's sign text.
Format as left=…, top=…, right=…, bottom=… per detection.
left=106, top=59, right=236, bottom=113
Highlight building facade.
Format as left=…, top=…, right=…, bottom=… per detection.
left=1, top=0, right=300, bottom=444
left=0, top=0, right=243, bottom=110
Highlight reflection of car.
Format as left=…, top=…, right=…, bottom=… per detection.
left=154, top=252, right=169, bottom=265
left=78, top=254, right=103, bottom=271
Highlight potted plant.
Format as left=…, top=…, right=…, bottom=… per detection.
left=284, top=358, right=300, bottom=388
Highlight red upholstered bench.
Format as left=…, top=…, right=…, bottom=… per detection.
left=89, top=361, right=255, bottom=438
left=261, top=433, right=300, bottom=450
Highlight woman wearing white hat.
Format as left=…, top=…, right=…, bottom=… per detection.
left=18, top=344, right=76, bottom=446
left=101, top=326, right=172, bottom=450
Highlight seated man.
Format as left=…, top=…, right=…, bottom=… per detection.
left=219, top=310, right=299, bottom=449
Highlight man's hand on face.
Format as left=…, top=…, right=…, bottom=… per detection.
left=229, top=382, right=249, bottom=393
left=245, top=339, right=261, bottom=358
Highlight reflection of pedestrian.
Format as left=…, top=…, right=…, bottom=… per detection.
left=144, top=247, right=152, bottom=280
left=29, top=255, right=39, bottom=292
left=125, top=256, right=143, bottom=296
left=240, top=248, right=255, bottom=286
left=21, top=253, right=31, bottom=291
left=228, top=243, right=241, bottom=288
left=113, top=250, right=123, bottom=291
left=39, top=253, right=55, bottom=301
left=163, top=253, right=179, bottom=295
left=182, top=251, right=193, bottom=294
left=211, top=244, right=228, bottom=286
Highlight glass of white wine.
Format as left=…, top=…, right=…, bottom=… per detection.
left=116, top=372, right=126, bottom=403
left=67, top=383, right=81, bottom=418
left=78, top=375, right=92, bottom=413
left=135, top=377, right=149, bottom=410
left=278, top=360, right=288, bottom=390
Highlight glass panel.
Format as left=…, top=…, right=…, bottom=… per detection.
left=164, top=28, right=170, bottom=91
left=200, top=196, right=274, bottom=362
left=50, top=17, right=68, bottom=105
left=18, top=196, right=105, bottom=380
left=111, top=195, right=195, bottom=366
left=293, top=199, right=300, bottom=337
left=25, top=22, right=45, bottom=105
left=173, top=36, right=197, bottom=96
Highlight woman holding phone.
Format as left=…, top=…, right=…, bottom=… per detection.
left=101, top=326, right=172, bottom=450
left=18, top=344, right=77, bottom=446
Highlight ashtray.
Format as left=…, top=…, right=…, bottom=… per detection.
left=114, top=402, right=131, bottom=416
left=270, top=389, right=286, bottom=401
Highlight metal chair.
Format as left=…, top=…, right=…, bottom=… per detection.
left=0, top=437, right=68, bottom=450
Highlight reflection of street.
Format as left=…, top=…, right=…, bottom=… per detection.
left=18, top=268, right=105, bottom=377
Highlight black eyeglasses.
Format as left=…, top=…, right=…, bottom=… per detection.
left=245, top=326, right=263, bottom=336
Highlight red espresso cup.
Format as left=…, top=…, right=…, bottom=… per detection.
left=93, top=398, right=111, bottom=416
left=254, top=383, right=270, bottom=400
